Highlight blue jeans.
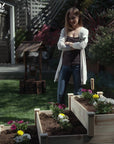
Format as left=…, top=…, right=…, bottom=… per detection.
left=57, top=65, right=81, bottom=104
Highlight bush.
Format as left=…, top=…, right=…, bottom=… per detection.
left=88, top=26, right=114, bottom=65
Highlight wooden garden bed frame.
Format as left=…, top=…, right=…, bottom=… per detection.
left=68, top=93, right=114, bottom=143
left=34, top=93, right=114, bottom=144
left=34, top=109, right=89, bottom=144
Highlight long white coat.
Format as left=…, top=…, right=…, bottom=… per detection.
left=54, top=27, right=89, bottom=85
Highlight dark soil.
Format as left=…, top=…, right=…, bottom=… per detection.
left=40, top=110, right=87, bottom=136
left=75, top=97, right=96, bottom=112
left=0, top=110, right=87, bottom=143
left=0, top=125, right=39, bottom=144
left=75, top=97, right=114, bottom=114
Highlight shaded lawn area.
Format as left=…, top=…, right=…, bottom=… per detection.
left=0, top=80, right=73, bottom=125
left=0, top=80, right=57, bottom=125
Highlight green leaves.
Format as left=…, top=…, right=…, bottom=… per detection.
left=95, top=101, right=112, bottom=114
left=88, top=26, right=114, bottom=65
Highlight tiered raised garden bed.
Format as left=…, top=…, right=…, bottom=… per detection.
left=34, top=94, right=114, bottom=144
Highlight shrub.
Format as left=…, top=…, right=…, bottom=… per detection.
left=88, top=26, right=114, bottom=65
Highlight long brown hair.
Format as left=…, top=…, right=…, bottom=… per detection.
left=65, top=7, right=83, bottom=34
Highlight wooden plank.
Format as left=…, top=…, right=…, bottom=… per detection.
left=95, top=114, right=114, bottom=125
left=68, top=93, right=74, bottom=111
left=40, top=133, right=48, bottom=144
left=34, top=108, right=43, bottom=144
left=71, top=96, right=88, bottom=129
left=87, top=135, right=114, bottom=144
left=94, top=114, right=114, bottom=135
left=47, top=135, right=87, bottom=144
left=71, top=96, right=94, bottom=136
left=88, top=113, right=94, bottom=136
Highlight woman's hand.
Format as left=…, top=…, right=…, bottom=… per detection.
left=65, top=42, right=73, bottom=47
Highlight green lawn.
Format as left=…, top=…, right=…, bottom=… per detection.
left=0, top=79, right=73, bottom=125
left=0, top=80, right=58, bottom=125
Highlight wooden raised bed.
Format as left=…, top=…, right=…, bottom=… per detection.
left=34, top=109, right=90, bottom=144
left=68, top=93, right=114, bottom=144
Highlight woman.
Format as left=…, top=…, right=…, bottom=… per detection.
left=54, top=7, right=89, bottom=104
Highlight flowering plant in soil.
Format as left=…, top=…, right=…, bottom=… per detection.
left=81, top=88, right=94, bottom=104
left=7, top=120, right=28, bottom=131
left=80, top=88, right=113, bottom=114
left=49, top=102, right=72, bottom=130
left=49, top=102, right=66, bottom=119
left=7, top=120, right=31, bottom=143
left=58, top=113, right=72, bottom=130
left=13, top=130, right=31, bottom=144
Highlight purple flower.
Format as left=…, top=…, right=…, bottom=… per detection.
left=7, top=120, right=13, bottom=125
left=58, top=104, right=67, bottom=109
left=88, top=89, right=92, bottom=94
left=58, top=104, right=63, bottom=109
left=15, top=120, right=19, bottom=123
left=18, top=120, right=24, bottom=124
left=81, top=88, right=87, bottom=92
left=61, top=104, right=66, bottom=108
left=11, top=124, right=17, bottom=130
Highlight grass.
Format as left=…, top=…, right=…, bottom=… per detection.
left=0, top=80, right=57, bottom=125
left=0, top=79, right=73, bottom=125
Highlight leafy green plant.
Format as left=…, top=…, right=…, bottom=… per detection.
left=7, top=120, right=31, bottom=143
left=14, top=130, right=31, bottom=144
left=80, top=88, right=113, bottom=114
left=82, top=0, right=113, bottom=13
left=95, top=101, right=112, bottom=114
left=49, top=102, right=72, bottom=130
left=83, top=8, right=114, bottom=44
left=49, top=102, right=66, bottom=120
left=88, top=26, right=114, bottom=65
left=58, top=113, right=72, bottom=130
left=7, top=120, right=28, bottom=131
left=81, top=88, right=94, bottom=104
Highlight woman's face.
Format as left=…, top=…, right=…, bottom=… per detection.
left=68, top=13, right=79, bottom=29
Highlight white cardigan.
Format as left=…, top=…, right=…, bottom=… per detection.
left=54, top=27, right=89, bottom=85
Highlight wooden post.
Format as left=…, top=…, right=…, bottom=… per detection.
left=97, top=91, right=103, bottom=97
left=88, top=112, right=94, bottom=136
left=23, top=52, right=27, bottom=80
left=34, top=108, right=40, bottom=126
left=90, top=78, right=94, bottom=91
left=39, top=48, right=42, bottom=81
left=68, top=93, right=74, bottom=111
left=40, top=133, right=48, bottom=144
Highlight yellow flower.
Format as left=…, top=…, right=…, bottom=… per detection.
left=58, top=113, right=65, bottom=119
left=17, top=130, right=24, bottom=136
left=59, top=113, right=65, bottom=116
left=93, top=94, right=99, bottom=99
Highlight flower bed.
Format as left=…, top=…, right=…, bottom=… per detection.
left=34, top=109, right=89, bottom=144
left=0, top=125, right=38, bottom=144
